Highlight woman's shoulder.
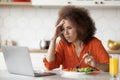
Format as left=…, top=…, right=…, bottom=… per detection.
left=58, top=39, right=72, bottom=47
left=90, top=37, right=101, bottom=41
left=85, top=37, right=103, bottom=50
left=88, top=37, right=101, bottom=44
left=58, top=39, right=68, bottom=46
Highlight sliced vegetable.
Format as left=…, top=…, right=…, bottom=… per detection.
left=78, top=67, right=94, bottom=73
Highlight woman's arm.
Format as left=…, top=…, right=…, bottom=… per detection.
left=84, top=54, right=109, bottom=72
left=84, top=38, right=109, bottom=72
left=46, top=20, right=64, bottom=62
left=95, top=62, right=109, bottom=72
left=46, top=37, right=56, bottom=62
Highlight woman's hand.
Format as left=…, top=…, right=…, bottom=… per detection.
left=53, top=19, right=64, bottom=39
left=84, top=53, right=109, bottom=72
left=84, top=53, right=96, bottom=67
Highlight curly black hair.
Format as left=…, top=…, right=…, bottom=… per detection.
left=56, top=6, right=96, bottom=44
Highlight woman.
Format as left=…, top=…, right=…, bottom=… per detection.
left=43, top=6, right=109, bottom=72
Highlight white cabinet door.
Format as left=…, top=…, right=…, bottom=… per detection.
left=32, top=0, right=70, bottom=6
left=92, top=0, right=120, bottom=6
left=31, top=0, right=120, bottom=7
left=30, top=53, right=46, bottom=70
left=32, top=0, right=120, bottom=7
left=0, top=52, right=7, bottom=70
left=71, top=0, right=95, bottom=6
left=72, top=0, right=120, bottom=6
left=103, top=0, right=120, bottom=5
left=31, top=0, right=99, bottom=6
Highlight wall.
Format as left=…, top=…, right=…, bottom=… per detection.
left=0, top=6, right=120, bottom=50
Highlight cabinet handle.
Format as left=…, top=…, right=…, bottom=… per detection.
left=67, top=1, right=71, bottom=4
left=100, top=1, right=103, bottom=4
left=95, top=1, right=98, bottom=4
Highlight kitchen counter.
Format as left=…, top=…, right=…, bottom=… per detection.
left=0, top=70, right=119, bottom=80
left=1, top=48, right=120, bottom=54
left=0, top=48, right=47, bottom=53
left=29, top=49, right=47, bottom=53
left=108, top=50, right=120, bottom=54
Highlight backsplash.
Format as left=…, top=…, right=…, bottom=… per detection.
left=0, top=6, right=120, bottom=50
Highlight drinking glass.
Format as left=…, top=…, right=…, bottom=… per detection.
left=109, top=54, right=119, bottom=78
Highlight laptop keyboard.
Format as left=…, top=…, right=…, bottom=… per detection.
left=34, top=72, right=56, bottom=77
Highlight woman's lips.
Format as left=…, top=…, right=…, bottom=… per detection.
left=65, top=37, right=70, bottom=40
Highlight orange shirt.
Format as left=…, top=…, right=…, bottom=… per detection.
left=43, top=37, right=109, bottom=70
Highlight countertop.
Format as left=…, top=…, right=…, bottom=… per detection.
left=108, top=50, right=120, bottom=54
left=1, top=47, right=120, bottom=54
left=0, top=48, right=47, bottom=53
left=0, top=70, right=119, bottom=80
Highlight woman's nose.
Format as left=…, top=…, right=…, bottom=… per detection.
left=64, top=29, right=68, bottom=35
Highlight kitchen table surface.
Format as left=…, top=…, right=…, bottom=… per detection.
left=0, top=70, right=119, bottom=80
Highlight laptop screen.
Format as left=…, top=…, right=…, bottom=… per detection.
left=2, top=46, right=35, bottom=76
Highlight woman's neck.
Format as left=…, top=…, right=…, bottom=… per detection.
left=73, top=40, right=83, bottom=57
left=73, top=40, right=83, bottom=49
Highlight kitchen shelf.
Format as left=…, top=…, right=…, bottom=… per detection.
left=0, top=2, right=31, bottom=6
left=29, top=49, right=47, bottom=53
left=0, top=48, right=47, bottom=53
left=108, top=50, right=120, bottom=54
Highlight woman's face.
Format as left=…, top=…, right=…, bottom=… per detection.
left=62, top=19, right=78, bottom=43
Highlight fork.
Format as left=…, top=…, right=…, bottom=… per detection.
left=75, top=52, right=89, bottom=71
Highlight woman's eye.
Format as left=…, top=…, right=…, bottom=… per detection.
left=68, top=27, right=72, bottom=29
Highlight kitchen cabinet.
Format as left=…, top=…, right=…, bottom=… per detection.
left=0, top=0, right=120, bottom=7
left=31, top=0, right=69, bottom=6
left=70, top=0, right=95, bottom=6
left=31, top=0, right=120, bottom=7
left=0, top=52, right=7, bottom=70
left=30, top=53, right=46, bottom=70
left=70, top=0, right=120, bottom=7
left=94, top=0, right=120, bottom=6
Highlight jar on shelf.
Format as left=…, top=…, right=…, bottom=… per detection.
left=4, top=40, right=16, bottom=46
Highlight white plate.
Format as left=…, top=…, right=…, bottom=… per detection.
left=61, top=70, right=100, bottom=78
left=63, top=71, right=91, bottom=75
left=62, top=70, right=100, bottom=75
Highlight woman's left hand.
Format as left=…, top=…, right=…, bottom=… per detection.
left=83, top=53, right=108, bottom=72
left=84, top=53, right=96, bottom=67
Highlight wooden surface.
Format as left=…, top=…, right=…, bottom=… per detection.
left=0, top=2, right=31, bottom=6
left=0, top=48, right=47, bottom=53
left=1, top=47, right=120, bottom=54
left=108, top=50, right=120, bottom=54
left=29, top=49, right=47, bottom=53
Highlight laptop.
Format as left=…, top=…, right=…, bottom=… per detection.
left=2, top=46, right=56, bottom=77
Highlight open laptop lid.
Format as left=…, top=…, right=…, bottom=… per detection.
left=2, top=46, right=35, bottom=76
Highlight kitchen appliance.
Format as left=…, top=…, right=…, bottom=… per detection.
left=40, top=40, right=50, bottom=49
